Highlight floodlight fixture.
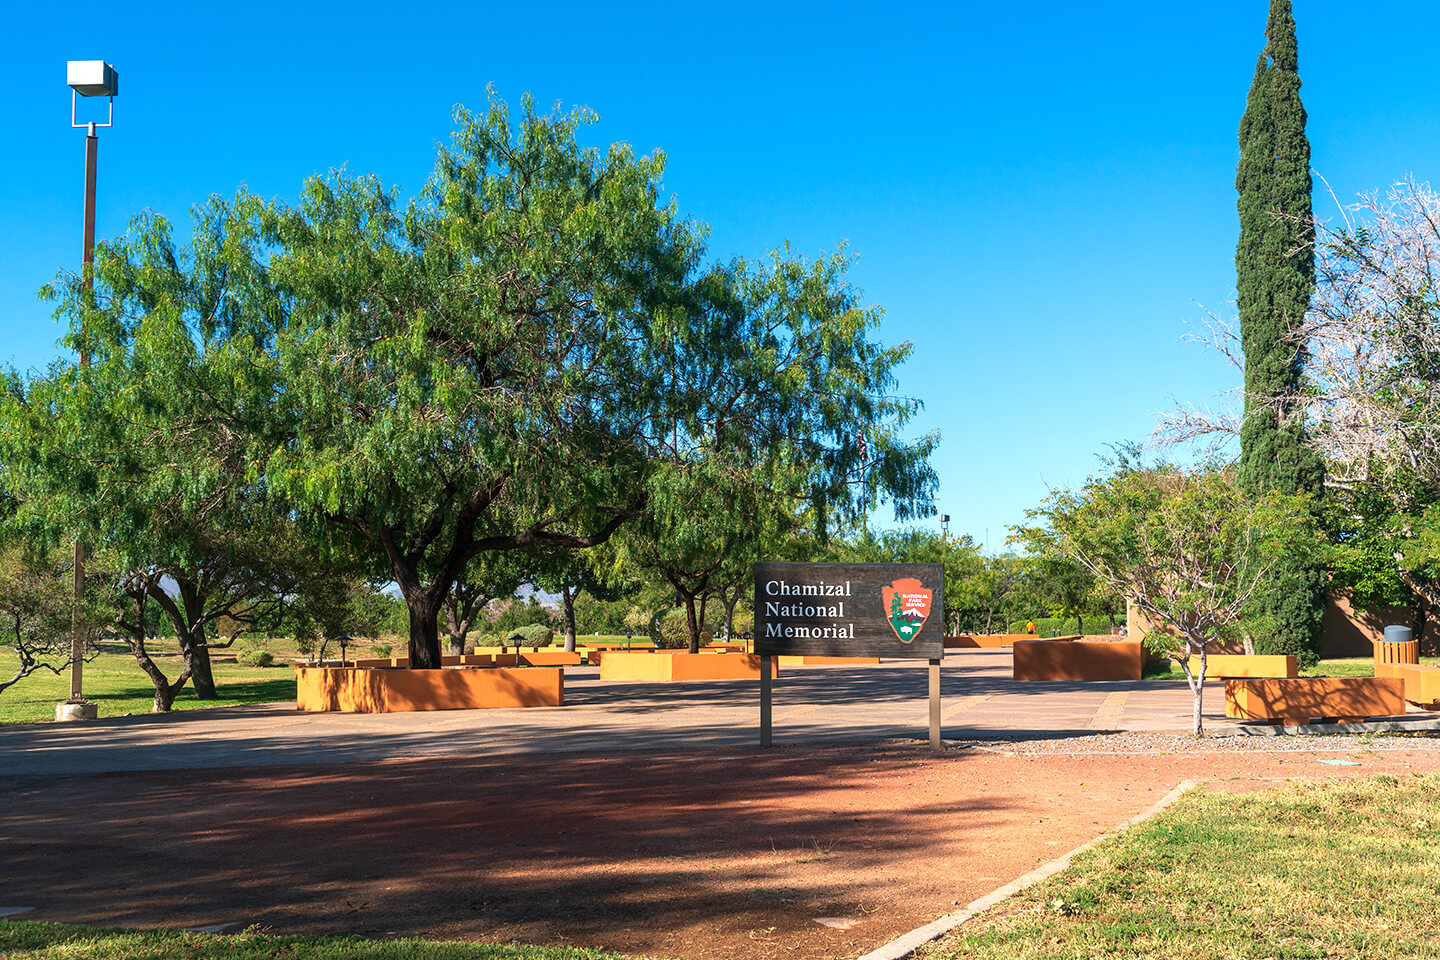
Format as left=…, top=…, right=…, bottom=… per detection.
left=67, top=60, right=118, bottom=129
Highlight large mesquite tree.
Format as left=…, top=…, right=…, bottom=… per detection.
left=253, top=96, right=936, bottom=667
left=1235, top=0, right=1327, bottom=664
left=250, top=98, right=703, bottom=668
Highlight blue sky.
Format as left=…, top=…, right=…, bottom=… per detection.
left=5, top=1, right=1440, bottom=552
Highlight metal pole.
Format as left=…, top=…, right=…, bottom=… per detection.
left=759, top=655, right=772, bottom=747
left=929, top=657, right=942, bottom=754
left=68, top=124, right=98, bottom=706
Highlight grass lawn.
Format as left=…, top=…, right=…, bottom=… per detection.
left=924, top=774, right=1440, bottom=960
left=0, top=923, right=652, bottom=960
left=1141, top=656, right=1438, bottom=681
left=0, top=642, right=304, bottom=726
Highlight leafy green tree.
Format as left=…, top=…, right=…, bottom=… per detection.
left=442, top=552, right=527, bottom=655
left=614, top=237, right=937, bottom=652
left=839, top=527, right=979, bottom=635
left=530, top=545, right=628, bottom=653
left=0, top=208, right=319, bottom=703
left=1235, top=0, right=1326, bottom=662
left=1017, top=462, right=1320, bottom=735
left=246, top=96, right=703, bottom=669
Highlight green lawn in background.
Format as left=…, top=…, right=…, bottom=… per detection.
left=923, top=774, right=1440, bottom=960
left=0, top=923, right=652, bottom=960
left=1141, top=656, right=1433, bottom=681
left=0, top=642, right=305, bottom=726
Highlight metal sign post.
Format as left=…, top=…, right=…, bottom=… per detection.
left=755, top=561, right=945, bottom=753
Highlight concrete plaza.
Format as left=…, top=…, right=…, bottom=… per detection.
left=0, top=649, right=1363, bottom=776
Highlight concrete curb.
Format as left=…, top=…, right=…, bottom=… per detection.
left=1233, top=717, right=1440, bottom=736
left=854, top=778, right=1201, bottom=960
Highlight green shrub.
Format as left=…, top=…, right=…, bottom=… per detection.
left=505, top=624, right=553, bottom=647
left=650, top=607, right=713, bottom=648
left=236, top=649, right=275, bottom=667
left=368, top=643, right=394, bottom=659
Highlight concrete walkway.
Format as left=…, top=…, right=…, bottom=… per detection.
left=5, top=649, right=1429, bottom=776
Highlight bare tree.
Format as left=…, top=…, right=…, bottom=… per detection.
left=0, top=545, right=99, bottom=696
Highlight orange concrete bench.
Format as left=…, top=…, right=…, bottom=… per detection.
left=776, top=656, right=881, bottom=666
left=1374, top=640, right=1420, bottom=678
left=1012, top=639, right=1143, bottom=681
left=1184, top=654, right=1297, bottom=679
left=598, top=652, right=777, bottom=682
left=1224, top=677, right=1405, bottom=723
left=1392, top=664, right=1440, bottom=709
left=296, top=666, right=563, bottom=712
left=946, top=634, right=1029, bottom=648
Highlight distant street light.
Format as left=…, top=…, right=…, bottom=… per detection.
left=939, top=514, right=950, bottom=542
left=56, top=59, right=119, bottom=723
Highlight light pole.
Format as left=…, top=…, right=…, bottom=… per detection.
left=56, top=60, right=118, bottom=723
left=939, top=513, right=950, bottom=543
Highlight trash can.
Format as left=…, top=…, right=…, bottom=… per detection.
left=1375, top=624, right=1419, bottom=675
left=1384, top=625, right=1414, bottom=644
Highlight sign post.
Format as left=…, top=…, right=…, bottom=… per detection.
left=754, top=561, right=945, bottom=753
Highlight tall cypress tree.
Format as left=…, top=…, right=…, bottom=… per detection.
left=1235, top=0, right=1326, bottom=664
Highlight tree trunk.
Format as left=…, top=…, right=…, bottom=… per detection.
left=562, top=587, right=578, bottom=653
left=684, top=592, right=701, bottom=654
left=445, top=601, right=464, bottom=656
left=120, top=589, right=189, bottom=712
left=722, top=593, right=739, bottom=640
left=407, top=596, right=443, bottom=668
left=183, top=631, right=218, bottom=699
left=1191, top=645, right=1207, bottom=736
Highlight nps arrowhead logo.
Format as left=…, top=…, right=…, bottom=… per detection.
left=882, top=578, right=933, bottom=643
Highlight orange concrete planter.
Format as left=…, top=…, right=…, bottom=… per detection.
left=463, top=651, right=582, bottom=667
left=776, top=656, right=882, bottom=666
left=579, top=641, right=657, bottom=652
left=350, top=651, right=579, bottom=669
left=295, top=666, right=564, bottom=713
left=1393, top=664, right=1440, bottom=708
left=597, top=652, right=777, bottom=682
left=1374, top=640, right=1420, bottom=678
left=1184, top=654, right=1298, bottom=679
left=1012, top=639, right=1143, bottom=681
left=946, top=634, right=1029, bottom=649
left=1224, top=677, right=1405, bottom=723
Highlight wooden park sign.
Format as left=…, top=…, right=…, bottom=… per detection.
left=754, top=561, right=945, bottom=752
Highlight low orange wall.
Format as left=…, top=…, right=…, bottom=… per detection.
left=946, top=634, right=1029, bottom=648
left=296, top=666, right=563, bottom=712
left=579, top=641, right=657, bottom=652
left=776, top=656, right=881, bottom=666
left=1185, top=654, right=1297, bottom=679
left=1012, top=639, right=1143, bottom=681
left=1224, top=677, right=1405, bottom=723
left=464, top=651, right=582, bottom=667
left=351, top=651, right=578, bottom=669
left=1393, top=664, right=1440, bottom=708
left=598, top=652, right=777, bottom=682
